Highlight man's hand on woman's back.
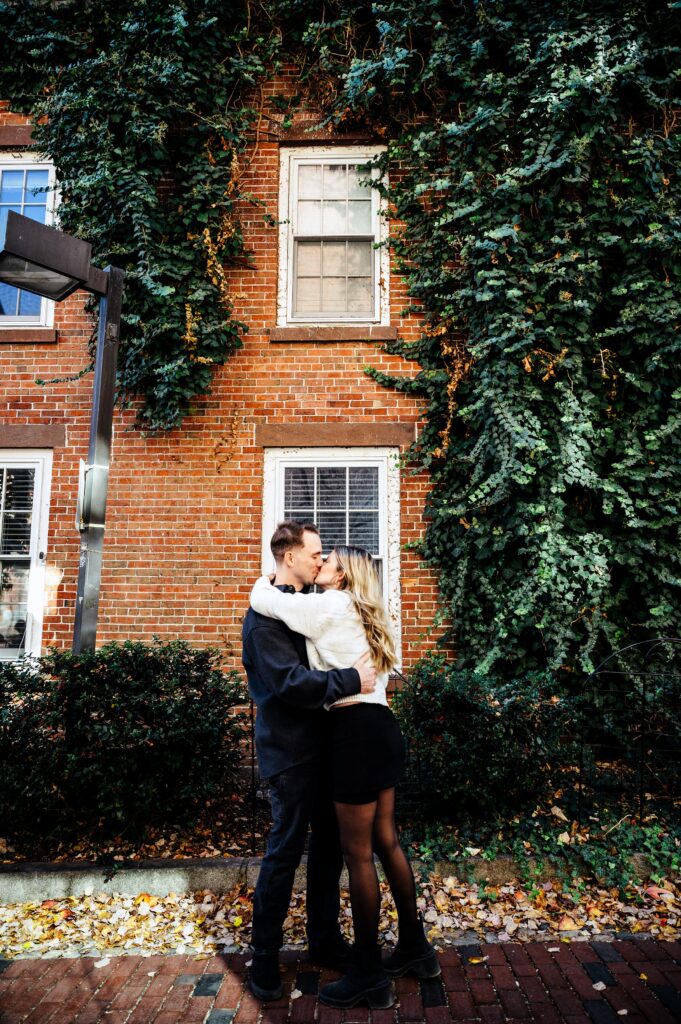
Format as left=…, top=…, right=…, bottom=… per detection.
left=353, top=651, right=377, bottom=694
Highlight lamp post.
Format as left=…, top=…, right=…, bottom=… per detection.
left=0, top=210, right=124, bottom=652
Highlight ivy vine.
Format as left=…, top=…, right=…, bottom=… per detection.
left=1, top=0, right=278, bottom=431
left=285, top=0, right=681, bottom=676
left=3, top=0, right=680, bottom=676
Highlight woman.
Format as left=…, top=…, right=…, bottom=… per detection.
left=250, top=545, right=439, bottom=1009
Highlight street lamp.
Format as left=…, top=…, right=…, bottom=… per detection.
left=0, top=210, right=124, bottom=653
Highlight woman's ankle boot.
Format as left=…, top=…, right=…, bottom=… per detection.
left=319, top=944, right=395, bottom=1009
left=382, top=915, right=441, bottom=978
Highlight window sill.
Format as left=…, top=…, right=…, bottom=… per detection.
left=270, top=325, right=398, bottom=343
left=0, top=328, right=58, bottom=344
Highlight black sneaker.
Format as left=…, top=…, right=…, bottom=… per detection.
left=308, top=935, right=354, bottom=971
left=319, top=965, right=395, bottom=1009
left=248, top=953, right=283, bottom=1001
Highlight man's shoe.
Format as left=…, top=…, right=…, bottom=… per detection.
left=248, top=953, right=283, bottom=1001
left=318, top=965, right=394, bottom=1009
left=308, top=934, right=354, bottom=971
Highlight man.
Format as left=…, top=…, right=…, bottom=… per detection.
left=242, top=520, right=377, bottom=1001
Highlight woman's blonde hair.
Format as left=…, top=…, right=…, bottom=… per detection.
left=333, top=545, right=396, bottom=675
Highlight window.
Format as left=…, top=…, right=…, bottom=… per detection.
left=262, top=447, right=401, bottom=660
left=278, top=148, right=388, bottom=325
left=0, top=157, right=56, bottom=326
left=0, top=451, right=52, bottom=660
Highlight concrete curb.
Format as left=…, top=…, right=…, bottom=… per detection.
left=0, top=852, right=653, bottom=904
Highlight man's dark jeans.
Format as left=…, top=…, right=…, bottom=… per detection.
left=251, top=760, right=344, bottom=954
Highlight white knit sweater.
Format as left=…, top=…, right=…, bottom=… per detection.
left=249, top=576, right=389, bottom=708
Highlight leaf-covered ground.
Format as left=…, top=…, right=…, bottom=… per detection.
left=1, top=876, right=678, bottom=961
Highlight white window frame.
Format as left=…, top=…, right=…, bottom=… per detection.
left=277, top=146, right=389, bottom=327
left=262, top=446, right=402, bottom=666
left=0, top=449, right=53, bottom=660
left=0, top=153, right=57, bottom=328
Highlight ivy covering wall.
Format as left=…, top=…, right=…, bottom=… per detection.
left=2, top=0, right=680, bottom=676
left=1, top=0, right=278, bottom=431
left=292, top=0, right=681, bottom=676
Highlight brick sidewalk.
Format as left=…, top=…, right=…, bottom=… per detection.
left=1, top=939, right=680, bottom=1023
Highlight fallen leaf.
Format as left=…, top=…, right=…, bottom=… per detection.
left=550, top=806, right=569, bottom=822
left=291, top=988, right=302, bottom=999
left=593, top=981, right=607, bottom=991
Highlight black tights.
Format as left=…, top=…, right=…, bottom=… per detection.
left=335, top=787, right=419, bottom=956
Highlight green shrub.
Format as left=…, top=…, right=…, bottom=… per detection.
left=393, top=654, right=575, bottom=825
left=0, top=639, right=248, bottom=842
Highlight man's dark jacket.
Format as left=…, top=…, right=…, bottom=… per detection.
left=242, top=587, right=360, bottom=779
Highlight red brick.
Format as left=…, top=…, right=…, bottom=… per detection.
left=446, top=990, right=476, bottom=1019
left=424, top=1008, right=452, bottom=1024
left=498, top=988, right=531, bottom=1018
left=397, top=992, right=426, bottom=1020
left=488, top=965, right=516, bottom=990
left=469, top=979, right=496, bottom=1004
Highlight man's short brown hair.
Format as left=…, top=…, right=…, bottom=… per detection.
left=270, top=520, right=320, bottom=562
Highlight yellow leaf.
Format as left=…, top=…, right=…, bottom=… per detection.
left=639, top=972, right=648, bottom=981
left=233, top=916, right=242, bottom=927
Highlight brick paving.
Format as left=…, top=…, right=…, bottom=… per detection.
left=0, top=939, right=680, bottom=1023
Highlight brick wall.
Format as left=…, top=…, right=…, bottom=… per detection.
left=0, top=85, right=447, bottom=675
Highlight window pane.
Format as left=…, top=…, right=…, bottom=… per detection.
left=18, top=290, right=42, bottom=316
left=347, top=278, right=373, bottom=313
left=25, top=169, right=49, bottom=196
left=322, top=242, right=346, bottom=277
left=1, top=512, right=32, bottom=555
left=317, top=511, right=346, bottom=550
left=322, top=201, right=346, bottom=234
left=296, top=242, right=321, bottom=276
left=0, top=283, right=19, bottom=316
left=284, top=467, right=314, bottom=509
left=348, top=165, right=370, bottom=198
left=323, top=164, right=347, bottom=199
left=298, top=164, right=322, bottom=199
left=0, top=169, right=50, bottom=320
left=318, top=467, right=346, bottom=508
left=349, top=467, right=379, bottom=508
left=294, top=276, right=321, bottom=314
left=23, top=205, right=47, bottom=223
left=5, top=468, right=34, bottom=509
left=321, top=277, right=347, bottom=312
left=347, top=241, right=372, bottom=276
left=348, top=201, right=371, bottom=233
left=285, top=508, right=315, bottom=524
left=349, top=511, right=380, bottom=553
left=0, top=170, right=24, bottom=204
left=297, top=200, right=321, bottom=233
left=0, top=562, right=29, bottom=651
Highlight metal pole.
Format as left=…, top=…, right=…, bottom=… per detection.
left=72, top=266, right=124, bottom=653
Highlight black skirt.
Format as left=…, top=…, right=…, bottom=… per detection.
left=328, top=702, right=406, bottom=804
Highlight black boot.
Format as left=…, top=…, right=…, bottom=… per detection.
left=308, top=933, right=354, bottom=971
left=383, top=916, right=441, bottom=979
left=319, top=945, right=394, bottom=1009
left=248, top=952, right=283, bottom=1000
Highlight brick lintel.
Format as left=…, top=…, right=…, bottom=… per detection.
left=255, top=422, right=416, bottom=447
left=0, top=125, right=35, bottom=147
left=269, top=325, right=398, bottom=343
left=0, top=424, right=66, bottom=448
left=0, top=329, right=58, bottom=344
